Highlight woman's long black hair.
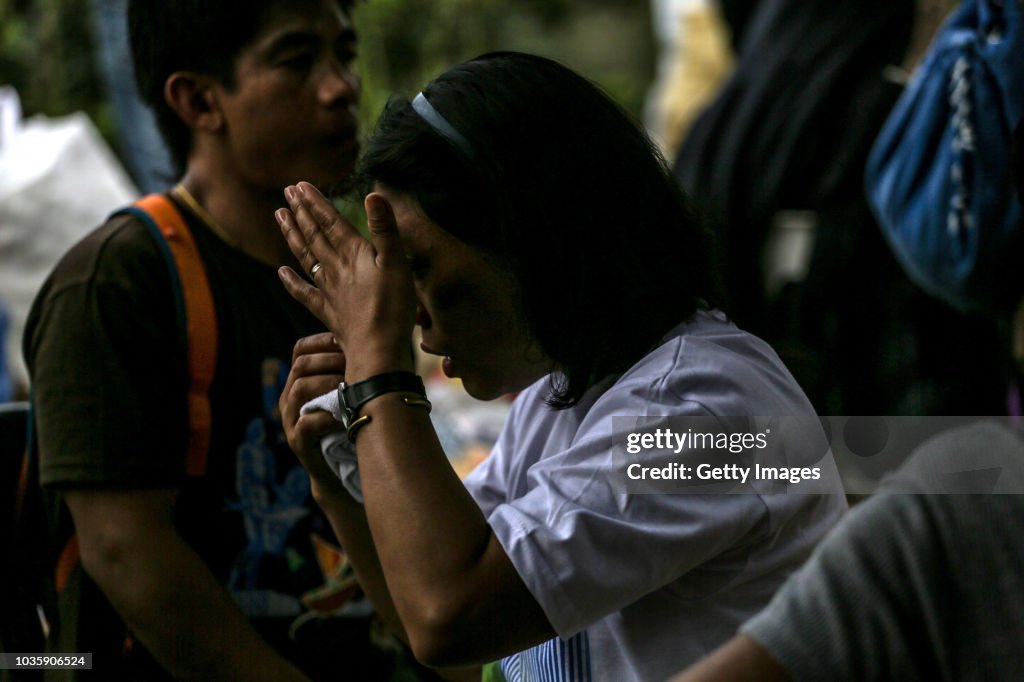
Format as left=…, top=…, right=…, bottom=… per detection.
left=357, top=51, right=719, bottom=408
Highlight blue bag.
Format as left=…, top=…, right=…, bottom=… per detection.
left=866, top=0, right=1024, bottom=312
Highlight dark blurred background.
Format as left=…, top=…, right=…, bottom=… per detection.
left=7, top=0, right=999, bottom=422
left=0, top=0, right=658, bottom=160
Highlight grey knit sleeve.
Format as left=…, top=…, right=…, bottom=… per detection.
left=741, top=422, right=1024, bottom=681
left=740, top=491, right=945, bottom=681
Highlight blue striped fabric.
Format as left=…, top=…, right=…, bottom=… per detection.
left=501, top=632, right=593, bottom=682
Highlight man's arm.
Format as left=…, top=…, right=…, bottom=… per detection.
left=66, top=487, right=308, bottom=681
left=668, top=634, right=789, bottom=682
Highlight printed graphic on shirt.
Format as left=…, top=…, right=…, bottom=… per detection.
left=300, top=535, right=361, bottom=615
left=227, top=358, right=316, bottom=618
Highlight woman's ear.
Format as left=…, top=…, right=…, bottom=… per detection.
left=164, top=71, right=225, bottom=133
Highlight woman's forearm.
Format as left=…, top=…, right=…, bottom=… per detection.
left=351, top=393, right=554, bottom=666
left=310, top=479, right=410, bottom=642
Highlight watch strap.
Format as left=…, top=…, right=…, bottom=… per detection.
left=339, top=371, right=426, bottom=420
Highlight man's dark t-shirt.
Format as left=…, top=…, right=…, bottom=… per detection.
left=23, top=197, right=384, bottom=680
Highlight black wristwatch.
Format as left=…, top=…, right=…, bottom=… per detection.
left=337, top=371, right=427, bottom=428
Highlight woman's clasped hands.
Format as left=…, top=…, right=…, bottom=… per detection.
left=275, top=182, right=419, bottom=496
left=275, top=181, right=417, bottom=383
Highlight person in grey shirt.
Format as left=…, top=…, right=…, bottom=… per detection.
left=672, top=420, right=1024, bottom=682
left=671, top=17, right=1024, bottom=682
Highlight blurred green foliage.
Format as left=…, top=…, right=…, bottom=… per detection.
left=354, top=0, right=654, bottom=128
left=0, top=0, right=654, bottom=167
left=0, top=0, right=112, bottom=130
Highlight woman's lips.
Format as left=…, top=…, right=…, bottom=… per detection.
left=421, top=342, right=457, bottom=377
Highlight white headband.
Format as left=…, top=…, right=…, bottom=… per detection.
left=412, top=92, right=471, bottom=154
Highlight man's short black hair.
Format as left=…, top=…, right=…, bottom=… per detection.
left=127, top=0, right=354, bottom=176
left=357, top=52, right=721, bottom=408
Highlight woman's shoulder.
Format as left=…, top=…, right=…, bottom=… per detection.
left=607, top=309, right=815, bottom=417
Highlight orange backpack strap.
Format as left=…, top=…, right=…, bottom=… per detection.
left=35, top=196, right=218, bottom=600
left=46, top=196, right=217, bottom=600
left=124, top=194, right=218, bottom=477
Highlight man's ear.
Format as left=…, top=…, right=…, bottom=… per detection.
left=164, top=72, right=225, bottom=133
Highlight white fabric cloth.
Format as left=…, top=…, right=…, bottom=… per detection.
left=300, top=390, right=363, bottom=503
left=463, top=310, right=847, bottom=682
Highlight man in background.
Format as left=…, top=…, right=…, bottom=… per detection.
left=23, top=2, right=421, bottom=679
